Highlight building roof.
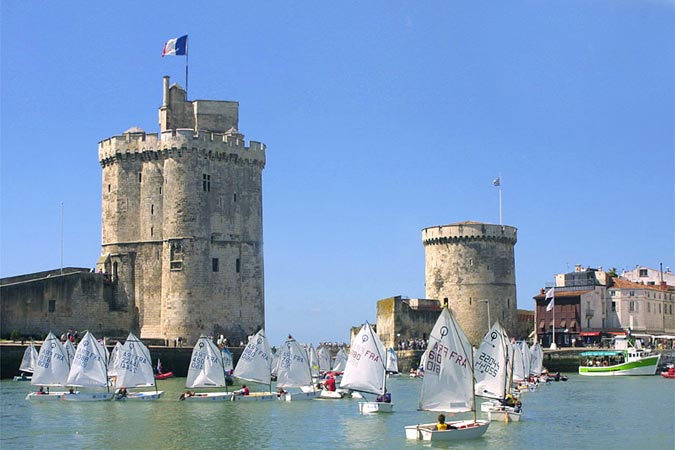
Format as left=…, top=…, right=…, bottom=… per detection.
left=611, top=277, right=671, bottom=291
left=533, top=289, right=592, bottom=300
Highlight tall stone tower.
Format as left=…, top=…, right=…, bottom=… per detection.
left=423, top=221, right=517, bottom=345
left=97, top=76, right=266, bottom=344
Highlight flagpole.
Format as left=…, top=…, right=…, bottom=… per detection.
left=185, top=38, right=189, bottom=98
left=498, top=173, right=502, bottom=225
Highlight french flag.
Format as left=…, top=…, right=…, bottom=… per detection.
left=162, top=35, right=188, bottom=57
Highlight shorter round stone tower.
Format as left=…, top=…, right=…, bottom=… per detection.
left=423, top=221, right=518, bottom=345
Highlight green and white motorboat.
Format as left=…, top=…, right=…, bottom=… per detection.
left=578, top=346, right=661, bottom=377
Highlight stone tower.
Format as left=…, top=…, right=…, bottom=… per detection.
left=423, top=221, right=517, bottom=345
left=97, top=76, right=266, bottom=344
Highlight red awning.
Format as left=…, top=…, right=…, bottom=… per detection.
left=579, top=332, right=600, bottom=337
left=549, top=319, right=554, bottom=326
left=569, top=319, right=577, bottom=329
left=560, top=320, right=567, bottom=328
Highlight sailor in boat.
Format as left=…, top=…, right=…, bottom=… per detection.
left=324, top=375, right=336, bottom=392
left=234, top=385, right=250, bottom=396
left=276, top=387, right=288, bottom=398
left=436, top=414, right=457, bottom=431
left=114, top=388, right=128, bottom=400
left=375, top=390, right=391, bottom=403
left=37, top=387, right=46, bottom=395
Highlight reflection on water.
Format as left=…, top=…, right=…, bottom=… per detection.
left=1, top=375, right=673, bottom=449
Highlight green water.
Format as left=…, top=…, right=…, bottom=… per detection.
left=1, top=375, right=673, bottom=449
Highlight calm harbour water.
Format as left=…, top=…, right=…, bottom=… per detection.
left=1, top=374, right=673, bottom=449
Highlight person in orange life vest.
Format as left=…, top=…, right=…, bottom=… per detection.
left=324, top=375, right=336, bottom=392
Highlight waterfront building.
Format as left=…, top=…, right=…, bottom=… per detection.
left=620, top=265, right=675, bottom=286
left=534, top=265, right=675, bottom=347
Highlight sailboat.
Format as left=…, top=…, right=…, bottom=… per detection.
left=340, top=322, right=393, bottom=413
left=14, top=342, right=38, bottom=381
left=275, top=337, right=320, bottom=401
left=63, top=339, right=75, bottom=365
left=113, top=333, right=164, bottom=400
left=232, top=329, right=276, bottom=402
left=107, top=341, right=123, bottom=383
left=386, top=348, right=399, bottom=376
left=404, top=307, right=490, bottom=441
left=308, top=344, right=321, bottom=380
left=331, top=347, right=348, bottom=375
left=25, top=332, right=71, bottom=400
left=63, top=331, right=114, bottom=401
left=474, top=321, right=521, bottom=422
left=317, top=345, right=332, bottom=374
left=530, top=342, right=545, bottom=380
left=182, top=335, right=233, bottom=401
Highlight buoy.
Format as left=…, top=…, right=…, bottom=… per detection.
left=505, top=412, right=510, bottom=423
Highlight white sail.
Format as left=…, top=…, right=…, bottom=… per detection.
left=31, top=332, right=70, bottom=387
left=474, top=321, right=510, bottom=400
left=317, top=346, right=332, bottom=372
left=340, top=323, right=387, bottom=396
left=530, top=342, right=544, bottom=376
left=66, top=331, right=110, bottom=387
left=108, top=342, right=123, bottom=377
left=419, top=308, right=475, bottom=412
left=308, top=344, right=320, bottom=378
left=19, top=343, right=39, bottom=373
left=221, top=348, right=234, bottom=373
left=419, top=348, right=429, bottom=371
left=519, top=341, right=531, bottom=378
left=115, top=333, right=155, bottom=388
left=386, top=348, right=399, bottom=373
left=271, top=351, right=280, bottom=378
left=63, top=339, right=76, bottom=365
left=276, top=339, right=312, bottom=388
left=233, top=329, right=273, bottom=385
left=186, top=335, right=226, bottom=388
left=511, top=342, right=526, bottom=382
left=332, top=348, right=348, bottom=372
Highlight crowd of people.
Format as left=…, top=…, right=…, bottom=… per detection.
left=396, top=338, right=428, bottom=351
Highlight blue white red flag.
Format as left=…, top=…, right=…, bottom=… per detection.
left=162, top=35, right=188, bottom=57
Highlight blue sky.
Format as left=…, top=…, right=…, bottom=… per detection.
left=2, top=1, right=674, bottom=346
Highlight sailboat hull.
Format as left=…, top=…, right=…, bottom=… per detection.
left=358, top=401, right=394, bottom=413
left=183, top=392, right=234, bottom=401
left=118, top=391, right=165, bottom=401
left=488, top=408, right=522, bottom=422
left=25, top=391, right=69, bottom=401
left=405, top=420, right=489, bottom=441
left=61, top=392, right=115, bottom=402
left=231, top=392, right=276, bottom=402
left=281, top=391, right=321, bottom=401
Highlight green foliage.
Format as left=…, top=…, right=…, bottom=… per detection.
left=607, top=267, right=618, bottom=278
left=10, top=330, right=21, bottom=341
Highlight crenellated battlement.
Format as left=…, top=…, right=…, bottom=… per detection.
left=422, top=221, right=517, bottom=246
left=98, top=129, right=266, bottom=167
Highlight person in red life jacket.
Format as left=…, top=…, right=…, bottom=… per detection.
left=324, top=375, right=336, bottom=392
left=235, top=384, right=250, bottom=396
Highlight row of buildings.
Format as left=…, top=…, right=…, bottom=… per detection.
left=533, top=265, right=675, bottom=348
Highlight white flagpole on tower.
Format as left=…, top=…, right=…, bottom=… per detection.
left=493, top=175, right=502, bottom=225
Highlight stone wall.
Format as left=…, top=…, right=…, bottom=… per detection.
left=423, top=221, right=518, bottom=346
left=376, top=296, right=442, bottom=348
left=0, top=270, right=134, bottom=339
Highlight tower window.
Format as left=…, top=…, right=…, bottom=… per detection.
left=203, top=174, right=211, bottom=192
left=236, top=258, right=241, bottom=273
left=151, top=204, right=154, bottom=215
left=49, top=300, right=56, bottom=313
left=150, top=226, right=154, bottom=236
left=138, top=173, right=142, bottom=183
left=159, top=187, right=162, bottom=195
left=233, top=193, right=237, bottom=202
left=212, top=258, right=219, bottom=272
left=108, top=184, right=111, bottom=192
